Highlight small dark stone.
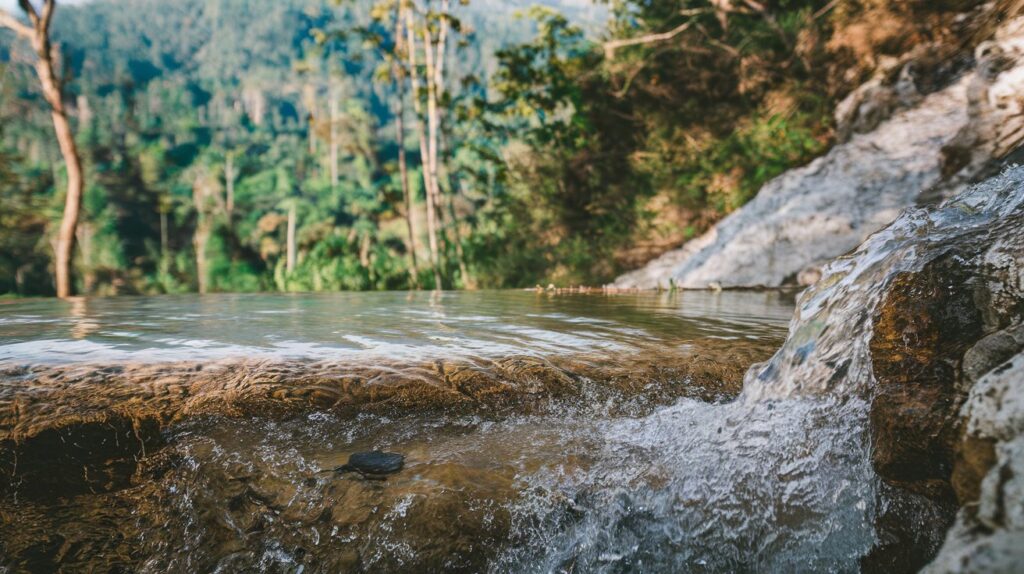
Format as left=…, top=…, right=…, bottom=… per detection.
left=337, top=451, right=405, bottom=476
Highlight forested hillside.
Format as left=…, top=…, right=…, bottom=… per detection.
left=0, top=0, right=992, bottom=295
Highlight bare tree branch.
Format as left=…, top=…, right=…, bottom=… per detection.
left=16, top=0, right=39, bottom=26
left=813, top=0, right=841, bottom=20
left=40, top=0, right=56, bottom=32
left=0, top=8, right=34, bottom=38
left=603, top=20, right=694, bottom=60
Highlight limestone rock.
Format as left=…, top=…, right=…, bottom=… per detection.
left=614, top=18, right=1024, bottom=290
left=925, top=355, right=1024, bottom=573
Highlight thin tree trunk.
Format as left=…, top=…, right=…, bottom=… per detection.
left=440, top=133, right=473, bottom=288
left=2, top=2, right=84, bottom=297
left=405, top=6, right=443, bottom=290
left=397, top=103, right=421, bottom=289
left=359, top=232, right=371, bottom=269
left=393, top=7, right=420, bottom=289
left=286, top=203, right=296, bottom=274
left=434, top=0, right=450, bottom=90
left=429, top=0, right=449, bottom=233
left=422, top=16, right=442, bottom=222
left=225, top=151, right=235, bottom=223
left=194, top=228, right=209, bottom=294
left=329, top=86, right=340, bottom=189
left=160, top=210, right=168, bottom=257
left=192, top=174, right=211, bottom=295
left=46, top=61, right=84, bottom=298
left=429, top=1, right=473, bottom=288
left=307, top=114, right=316, bottom=155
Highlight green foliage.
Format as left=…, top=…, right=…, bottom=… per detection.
left=0, top=149, right=53, bottom=296
left=0, top=0, right=842, bottom=294
left=462, top=0, right=837, bottom=286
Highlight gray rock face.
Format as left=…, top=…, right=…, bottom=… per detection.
left=926, top=354, right=1024, bottom=573
left=614, top=18, right=1024, bottom=290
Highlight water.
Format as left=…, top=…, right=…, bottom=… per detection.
left=0, top=290, right=791, bottom=365
left=2, top=167, right=1020, bottom=573
left=0, top=290, right=795, bottom=572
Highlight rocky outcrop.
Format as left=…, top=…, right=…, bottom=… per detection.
left=925, top=350, right=1024, bottom=572
left=613, top=17, right=1024, bottom=290
left=866, top=172, right=1024, bottom=572
left=860, top=176, right=1024, bottom=570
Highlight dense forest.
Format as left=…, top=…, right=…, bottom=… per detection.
left=0, top=0, right=988, bottom=295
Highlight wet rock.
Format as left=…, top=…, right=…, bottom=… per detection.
left=335, top=451, right=405, bottom=477
left=869, top=255, right=985, bottom=500
left=0, top=413, right=164, bottom=499
left=934, top=22, right=1024, bottom=195
left=925, top=353, right=1024, bottom=573
left=739, top=164, right=1024, bottom=571
left=960, top=324, right=1024, bottom=388
left=857, top=166, right=1024, bottom=571
left=0, top=338, right=774, bottom=449
left=0, top=336, right=775, bottom=571
left=796, top=265, right=822, bottom=287
left=613, top=15, right=1024, bottom=290
left=324, top=462, right=517, bottom=572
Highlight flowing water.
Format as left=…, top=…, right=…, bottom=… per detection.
left=0, top=291, right=796, bottom=572
left=2, top=167, right=1021, bottom=574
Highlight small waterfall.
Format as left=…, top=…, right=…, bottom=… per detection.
left=747, top=164, right=1024, bottom=402
left=496, top=167, right=1024, bottom=572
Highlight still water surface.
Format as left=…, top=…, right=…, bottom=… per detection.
left=0, top=290, right=793, bottom=365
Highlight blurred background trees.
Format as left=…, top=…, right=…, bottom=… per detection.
left=1, top=0, right=980, bottom=295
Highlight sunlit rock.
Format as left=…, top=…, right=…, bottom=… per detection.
left=614, top=17, right=1024, bottom=290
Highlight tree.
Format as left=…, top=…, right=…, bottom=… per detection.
left=390, top=2, right=421, bottom=288
left=190, top=165, right=222, bottom=294
left=1, top=0, right=84, bottom=297
left=403, top=2, right=444, bottom=289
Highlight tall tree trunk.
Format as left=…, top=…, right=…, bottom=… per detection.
left=2, top=1, right=84, bottom=297
left=329, top=86, right=340, bottom=189
left=429, top=1, right=474, bottom=288
left=440, top=133, right=474, bottom=288
left=393, top=7, right=420, bottom=289
left=397, top=102, right=421, bottom=289
left=422, top=15, right=442, bottom=222
left=194, top=228, right=209, bottom=294
left=225, top=151, right=235, bottom=223
left=308, top=115, right=316, bottom=155
left=428, top=0, right=450, bottom=235
left=160, top=210, right=168, bottom=257
left=286, top=203, right=297, bottom=274
left=405, top=6, right=443, bottom=290
left=46, top=61, right=83, bottom=298
left=192, top=173, right=212, bottom=295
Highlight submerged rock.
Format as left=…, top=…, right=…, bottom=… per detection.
left=335, top=451, right=405, bottom=477
left=614, top=16, right=1024, bottom=290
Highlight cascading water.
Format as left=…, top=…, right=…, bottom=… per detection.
left=490, top=166, right=1024, bottom=572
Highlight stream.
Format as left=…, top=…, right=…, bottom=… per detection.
left=2, top=166, right=1021, bottom=574
left=1, top=291, right=804, bottom=572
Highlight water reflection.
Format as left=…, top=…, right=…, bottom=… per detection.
left=0, top=291, right=794, bottom=365
left=67, top=296, right=99, bottom=340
